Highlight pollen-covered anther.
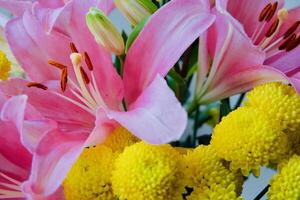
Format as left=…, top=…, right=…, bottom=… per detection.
left=285, top=35, right=300, bottom=51
left=258, top=3, right=272, bottom=22
left=69, top=42, right=79, bottom=53
left=265, top=1, right=278, bottom=22
left=80, top=66, right=90, bottom=84
left=60, top=67, right=68, bottom=92
left=279, top=33, right=297, bottom=50
left=84, top=52, right=93, bottom=71
left=283, top=21, right=300, bottom=39
left=48, top=60, right=67, bottom=70
left=266, top=18, right=279, bottom=37
left=26, top=82, right=48, bottom=90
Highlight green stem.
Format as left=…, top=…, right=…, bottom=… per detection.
left=253, top=185, right=270, bottom=200
left=188, top=100, right=199, bottom=116
left=192, top=106, right=199, bottom=146
left=234, top=93, right=246, bottom=110
left=117, top=55, right=124, bottom=77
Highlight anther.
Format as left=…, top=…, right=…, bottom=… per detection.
left=80, top=67, right=90, bottom=84
left=26, top=82, right=48, bottom=90
left=285, top=35, right=300, bottom=51
left=48, top=60, right=67, bottom=70
left=259, top=3, right=272, bottom=22
left=84, top=52, right=93, bottom=71
left=266, top=18, right=279, bottom=37
left=265, top=2, right=278, bottom=22
left=61, top=68, right=68, bottom=92
left=283, top=21, right=300, bottom=39
left=70, top=42, right=79, bottom=53
left=279, top=33, right=297, bottom=50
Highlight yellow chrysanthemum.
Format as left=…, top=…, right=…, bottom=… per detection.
left=245, top=82, right=300, bottom=132
left=0, top=50, right=11, bottom=80
left=112, top=141, right=185, bottom=200
left=268, top=155, right=300, bottom=200
left=246, top=82, right=300, bottom=155
left=211, top=107, right=290, bottom=176
left=184, top=145, right=243, bottom=200
left=63, top=145, right=116, bottom=200
left=103, top=127, right=139, bottom=153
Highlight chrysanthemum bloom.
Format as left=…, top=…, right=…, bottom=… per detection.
left=184, top=145, right=243, bottom=200
left=211, top=107, right=290, bottom=176
left=268, top=155, right=300, bottom=200
left=0, top=0, right=215, bottom=197
left=63, top=127, right=138, bottom=199
left=216, top=0, right=300, bottom=94
left=112, top=142, right=186, bottom=200
left=245, top=82, right=300, bottom=155
left=63, top=145, right=116, bottom=200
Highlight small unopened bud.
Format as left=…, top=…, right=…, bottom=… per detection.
left=86, top=7, right=124, bottom=55
left=114, top=0, right=157, bottom=25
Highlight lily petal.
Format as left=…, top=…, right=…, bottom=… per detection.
left=5, top=18, right=59, bottom=81
left=0, top=0, right=32, bottom=16
left=123, top=0, right=215, bottom=104
left=23, top=129, right=87, bottom=196
left=1, top=95, right=57, bottom=154
left=106, top=75, right=187, bottom=144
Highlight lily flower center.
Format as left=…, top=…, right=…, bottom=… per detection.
left=251, top=1, right=300, bottom=59
left=27, top=42, right=107, bottom=115
left=0, top=172, right=24, bottom=199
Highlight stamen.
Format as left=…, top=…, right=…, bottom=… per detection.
left=70, top=42, right=79, bottom=53
left=26, top=82, right=48, bottom=90
left=278, top=33, right=297, bottom=50
left=80, top=67, right=90, bottom=85
left=266, top=18, right=279, bottom=37
left=285, top=35, right=300, bottom=51
left=48, top=60, right=67, bottom=70
left=283, top=21, right=300, bottom=39
left=84, top=52, right=93, bottom=71
left=61, top=68, right=68, bottom=92
left=265, top=2, right=278, bottom=22
left=259, top=3, right=272, bottom=22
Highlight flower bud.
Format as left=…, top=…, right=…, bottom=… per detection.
left=114, top=0, right=157, bottom=25
left=86, top=7, right=124, bottom=55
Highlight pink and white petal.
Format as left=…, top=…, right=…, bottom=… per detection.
left=289, top=73, right=300, bottom=94
left=37, top=0, right=65, bottom=8
left=123, top=0, right=215, bottom=104
left=106, top=75, right=187, bottom=144
left=98, top=0, right=115, bottom=14
left=1, top=95, right=57, bottom=154
left=23, top=113, right=116, bottom=196
left=23, top=129, right=88, bottom=196
left=0, top=0, right=32, bottom=16
left=203, top=14, right=266, bottom=93
left=200, top=66, right=288, bottom=103
left=0, top=121, right=32, bottom=176
left=5, top=18, right=58, bottom=81
left=68, top=0, right=123, bottom=109
left=85, top=108, right=118, bottom=146
left=0, top=79, right=95, bottom=133
left=22, top=8, right=73, bottom=70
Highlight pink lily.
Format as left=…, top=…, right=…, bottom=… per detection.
left=0, top=0, right=214, bottom=198
left=0, top=93, right=64, bottom=199
left=215, top=0, right=300, bottom=94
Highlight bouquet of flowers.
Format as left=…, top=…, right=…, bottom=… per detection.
left=0, top=0, right=299, bottom=199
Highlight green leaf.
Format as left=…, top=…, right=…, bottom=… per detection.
left=125, top=17, right=149, bottom=53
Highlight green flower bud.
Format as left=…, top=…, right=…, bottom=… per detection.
left=86, top=7, right=124, bottom=55
left=114, top=0, right=157, bottom=25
